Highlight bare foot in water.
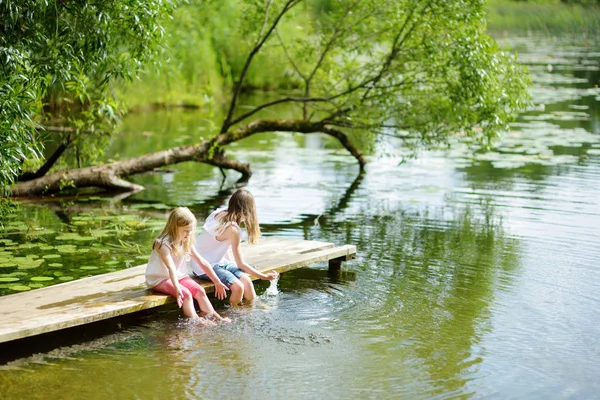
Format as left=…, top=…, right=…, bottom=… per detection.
left=191, top=316, right=217, bottom=326
left=203, top=312, right=232, bottom=323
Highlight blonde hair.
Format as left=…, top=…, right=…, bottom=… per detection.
left=154, top=207, right=197, bottom=257
left=217, top=189, right=261, bottom=244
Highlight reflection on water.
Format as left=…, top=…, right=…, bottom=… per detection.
left=1, top=35, right=600, bottom=399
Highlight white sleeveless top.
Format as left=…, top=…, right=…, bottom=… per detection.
left=190, top=208, right=239, bottom=275
left=145, top=237, right=189, bottom=288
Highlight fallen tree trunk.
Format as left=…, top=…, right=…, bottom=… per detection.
left=11, top=119, right=366, bottom=197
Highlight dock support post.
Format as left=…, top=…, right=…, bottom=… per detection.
left=328, top=252, right=355, bottom=272
left=328, top=257, right=343, bottom=271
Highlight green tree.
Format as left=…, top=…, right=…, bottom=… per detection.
left=0, top=0, right=174, bottom=196
left=7, top=0, right=530, bottom=197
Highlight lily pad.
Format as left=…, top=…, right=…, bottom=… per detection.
left=3, top=223, right=28, bottom=232
left=80, top=266, right=98, bottom=270
left=8, top=285, right=31, bottom=291
left=88, top=229, right=112, bottom=238
left=71, top=216, right=95, bottom=221
left=72, top=221, right=89, bottom=226
left=19, top=243, right=41, bottom=249
left=30, top=276, right=54, bottom=281
left=15, top=257, right=45, bottom=270
left=58, top=276, right=74, bottom=281
left=0, top=284, right=17, bottom=289
left=42, top=254, right=61, bottom=259
left=49, top=263, right=63, bottom=267
left=56, top=245, right=77, bottom=253
left=55, top=233, right=95, bottom=242
left=0, top=277, right=19, bottom=282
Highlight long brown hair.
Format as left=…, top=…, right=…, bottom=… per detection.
left=154, top=207, right=197, bottom=257
left=217, top=189, right=261, bottom=244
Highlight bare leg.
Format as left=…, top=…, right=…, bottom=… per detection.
left=229, top=280, right=244, bottom=306
left=181, top=295, right=200, bottom=318
left=240, top=274, right=256, bottom=302
left=194, top=289, right=229, bottom=323
left=193, top=287, right=216, bottom=315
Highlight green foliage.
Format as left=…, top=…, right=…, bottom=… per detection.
left=560, top=0, right=600, bottom=6
left=487, top=0, right=600, bottom=33
left=117, top=0, right=305, bottom=109
left=223, top=0, right=530, bottom=152
left=125, top=0, right=529, bottom=155
left=2, top=0, right=531, bottom=204
left=0, top=0, right=174, bottom=196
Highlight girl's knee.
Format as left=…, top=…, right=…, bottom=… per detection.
left=240, top=274, right=255, bottom=290
left=230, top=280, right=244, bottom=295
left=240, top=275, right=256, bottom=300
left=194, top=286, right=207, bottom=298
left=181, top=287, right=193, bottom=299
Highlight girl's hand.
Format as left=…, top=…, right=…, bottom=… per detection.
left=214, top=282, right=229, bottom=300
left=263, top=271, right=279, bottom=280
left=175, top=287, right=184, bottom=308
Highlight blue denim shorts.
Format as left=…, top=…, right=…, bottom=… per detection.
left=194, top=259, right=245, bottom=287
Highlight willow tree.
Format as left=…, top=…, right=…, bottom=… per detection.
left=9, top=0, right=530, bottom=197
left=0, top=0, right=174, bottom=197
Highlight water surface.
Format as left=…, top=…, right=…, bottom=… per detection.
left=1, top=34, right=599, bottom=399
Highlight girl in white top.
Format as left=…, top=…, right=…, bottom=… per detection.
left=191, top=189, right=278, bottom=305
left=146, top=207, right=230, bottom=322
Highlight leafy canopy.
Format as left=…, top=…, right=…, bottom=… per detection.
left=0, top=0, right=174, bottom=195
left=224, top=0, right=530, bottom=152
left=0, top=0, right=530, bottom=200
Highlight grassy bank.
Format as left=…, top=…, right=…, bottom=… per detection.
left=486, top=0, right=600, bottom=34
left=117, top=0, right=306, bottom=110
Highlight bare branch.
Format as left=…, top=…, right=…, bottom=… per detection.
left=18, top=138, right=72, bottom=182
left=256, top=0, right=275, bottom=46
left=275, top=28, right=306, bottom=81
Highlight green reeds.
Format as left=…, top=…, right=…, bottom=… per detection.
left=486, top=0, right=600, bottom=35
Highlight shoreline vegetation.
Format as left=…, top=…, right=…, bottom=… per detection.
left=117, top=0, right=600, bottom=112
left=487, top=0, right=600, bottom=35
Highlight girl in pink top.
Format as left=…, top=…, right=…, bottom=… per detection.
left=146, top=207, right=230, bottom=322
left=191, top=189, right=278, bottom=305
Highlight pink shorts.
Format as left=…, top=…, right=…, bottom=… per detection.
left=152, top=277, right=204, bottom=300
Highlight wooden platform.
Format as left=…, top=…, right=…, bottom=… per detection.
left=0, top=237, right=356, bottom=344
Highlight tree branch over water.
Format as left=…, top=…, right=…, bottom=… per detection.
left=6, top=0, right=530, bottom=198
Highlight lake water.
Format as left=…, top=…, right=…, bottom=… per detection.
left=1, top=34, right=599, bottom=399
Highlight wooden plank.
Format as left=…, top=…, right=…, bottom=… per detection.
left=0, top=238, right=356, bottom=344
left=243, top=238, right=335, bottom=258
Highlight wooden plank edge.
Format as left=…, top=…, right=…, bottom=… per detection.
left=0, top=293, right=173, bottom=344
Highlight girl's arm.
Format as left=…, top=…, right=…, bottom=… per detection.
left=190, top=247, right=229, bottom=300
left=229, top=228, right=278, bottom=280
left=155, top=243, right=184, bottom=307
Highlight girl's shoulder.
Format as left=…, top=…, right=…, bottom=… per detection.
left=212, top=207, right=228, bottom=220
left=153, top=236, right=173, bottom=250
left=204, top=207, right=239, bottom=232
